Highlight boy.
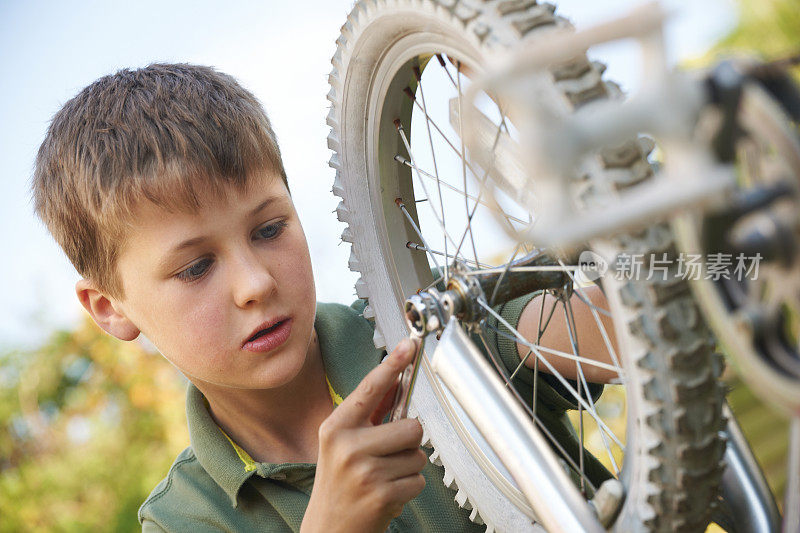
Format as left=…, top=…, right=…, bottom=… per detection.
left=33, top=63, right=615, bottom=532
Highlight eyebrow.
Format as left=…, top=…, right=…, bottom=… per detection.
left=159, top=196, right=283, bottom=269
left=247, top=196, right=280, bottom=218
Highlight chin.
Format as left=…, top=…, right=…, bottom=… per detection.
left=250, top=346, right=310, bottom=390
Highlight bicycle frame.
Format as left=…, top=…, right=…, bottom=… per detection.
left=462, top=2, right=736, bottom=251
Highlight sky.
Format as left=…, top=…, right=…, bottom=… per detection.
left=0, top=0, right=736, bottom=350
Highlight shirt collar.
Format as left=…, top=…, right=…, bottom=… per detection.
left=185, top=383, right=257, bottom=507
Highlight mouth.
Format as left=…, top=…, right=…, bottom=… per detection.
left=242, top=317, right=293, bottom=353
left=246, top=320, right=286, bottom=343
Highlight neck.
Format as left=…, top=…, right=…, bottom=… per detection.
left=194, top=328, right=332, bottom=464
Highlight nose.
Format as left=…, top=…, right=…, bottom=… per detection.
left=230, top=248, right=277, bottom=308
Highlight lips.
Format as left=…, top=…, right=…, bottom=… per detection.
left=242, top=317, right=292, bottom=353
left=246, top=319, right=284, bottom=343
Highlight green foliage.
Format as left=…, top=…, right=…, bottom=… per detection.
left=0, top=316, right=189, bottom=532
left=715, top=0, right=800, bottom=60
left=694, top=0, right=800, bottom=83
left=727, top=376, right=790, bottom=504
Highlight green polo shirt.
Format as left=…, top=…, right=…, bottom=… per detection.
left=138, top=298, right=609, bottom=532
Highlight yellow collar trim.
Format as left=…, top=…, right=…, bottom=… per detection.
left=221, top=430, right=259, bottom=472
left=214, top=376, right=342, bottom=472
left=326, top=376, right=343, bottom=406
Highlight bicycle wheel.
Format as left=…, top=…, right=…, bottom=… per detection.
left=327, top=1, right=725, bottom=530
left=672, top=79, right=800, bottom=527
left=673, top=80, right=800, bottom=414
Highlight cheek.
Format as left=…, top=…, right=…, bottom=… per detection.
left=181, top=298, right=228, bottom=351
left=287, top=238, right=315, bottom=297
left=148, top=288, right=229, bottom=366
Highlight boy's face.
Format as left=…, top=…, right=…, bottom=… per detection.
left=108, top=172, right=317, bottom=390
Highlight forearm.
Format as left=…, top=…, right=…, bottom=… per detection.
left=515, top=285, right=620, bottom=384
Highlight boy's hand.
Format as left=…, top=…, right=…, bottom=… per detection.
left=301, top=338, right=427, bottom=533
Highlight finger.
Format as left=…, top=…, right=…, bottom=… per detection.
left=369, top=336, right=421, bottom=425
left=389, top=473, right=427, bottom=504
left=377, top=448, right=429, bottom=481
left=336, top=337, right=418, bottom=427
left=357, top=418, right=424, bottom=456
left=371, top=472, right=427, bottom=520
left=369, top=374, right=401, bottom=426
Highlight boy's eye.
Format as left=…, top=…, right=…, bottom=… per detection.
left=176, top=258, right=213, bottom=282
left=255, top=220, right=288, bottom=241
left=173, top=221, right=286, bottom=283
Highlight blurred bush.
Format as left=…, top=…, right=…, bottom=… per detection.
left=726, top=375, right=790, bottom=506
left=713, top=0, right=800, bottom=67
left=0, top=316, right=188, bottom=532
left=692, top=0, right=800, bottom=84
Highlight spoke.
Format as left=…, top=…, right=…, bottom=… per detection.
left=402, top=90, right=485, bottom=203
left=557, top=258, right=623, bottom=381
left=488, top=243, right=522, bottom=307
left=403, top=87, right=478, bottom=191
left=572, top=288, right=613, bottom=318
left=509, top=291, right=561, bottom=386
left=509, top=345, right=535, bottom=383
left=509, top=290, right=548, bottom=384
left=438, top=53, right=510, bottom=145
left=475, top=328, right=598, bottom=493
left=437, top=54, right=536, bottom=256
left=436, top=53, right=458, bottom=89
left=395, top=199, right=444, bottom=276
left=539, top=291, right=560, bottom=340
left=484, top=323, right=622, bottom=376
left=404, top=60, right=532, bottom=261
left=478, top=298, right=625, bottom=449
left=532, top=291, right=547, bottom=416
left=394, top=120, right=466, bottom=269
left=450, top=122, right=517, bottom=263
left=449, top=105, right=530, bottom=260
left=423, top=275, right=446, bottom=292
left=484, top=321, right=625, bottom=450
left=451, top=57, right=534, bottom=256
left=456, top=61, right=481, bottom=271
left=564, top=297, right=621, bottom=475
left=393, top=155, right=529, bottom=225
left=406, top=241, right=492, bottom=270
left=413, top=65, right=451, bottom=284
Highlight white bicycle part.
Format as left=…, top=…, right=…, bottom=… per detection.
left=327, top=1, right=725, bottom=530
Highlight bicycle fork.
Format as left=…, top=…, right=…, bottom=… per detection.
left=429, top=316, right=605, bottom=533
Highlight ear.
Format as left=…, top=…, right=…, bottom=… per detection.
left=75, top=279, right=141, bottom=341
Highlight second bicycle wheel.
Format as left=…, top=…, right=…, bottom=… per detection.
left=327, top=1, right=725, bottom=530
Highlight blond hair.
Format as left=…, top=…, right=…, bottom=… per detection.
left=32, top=63, right=287, bottom=299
